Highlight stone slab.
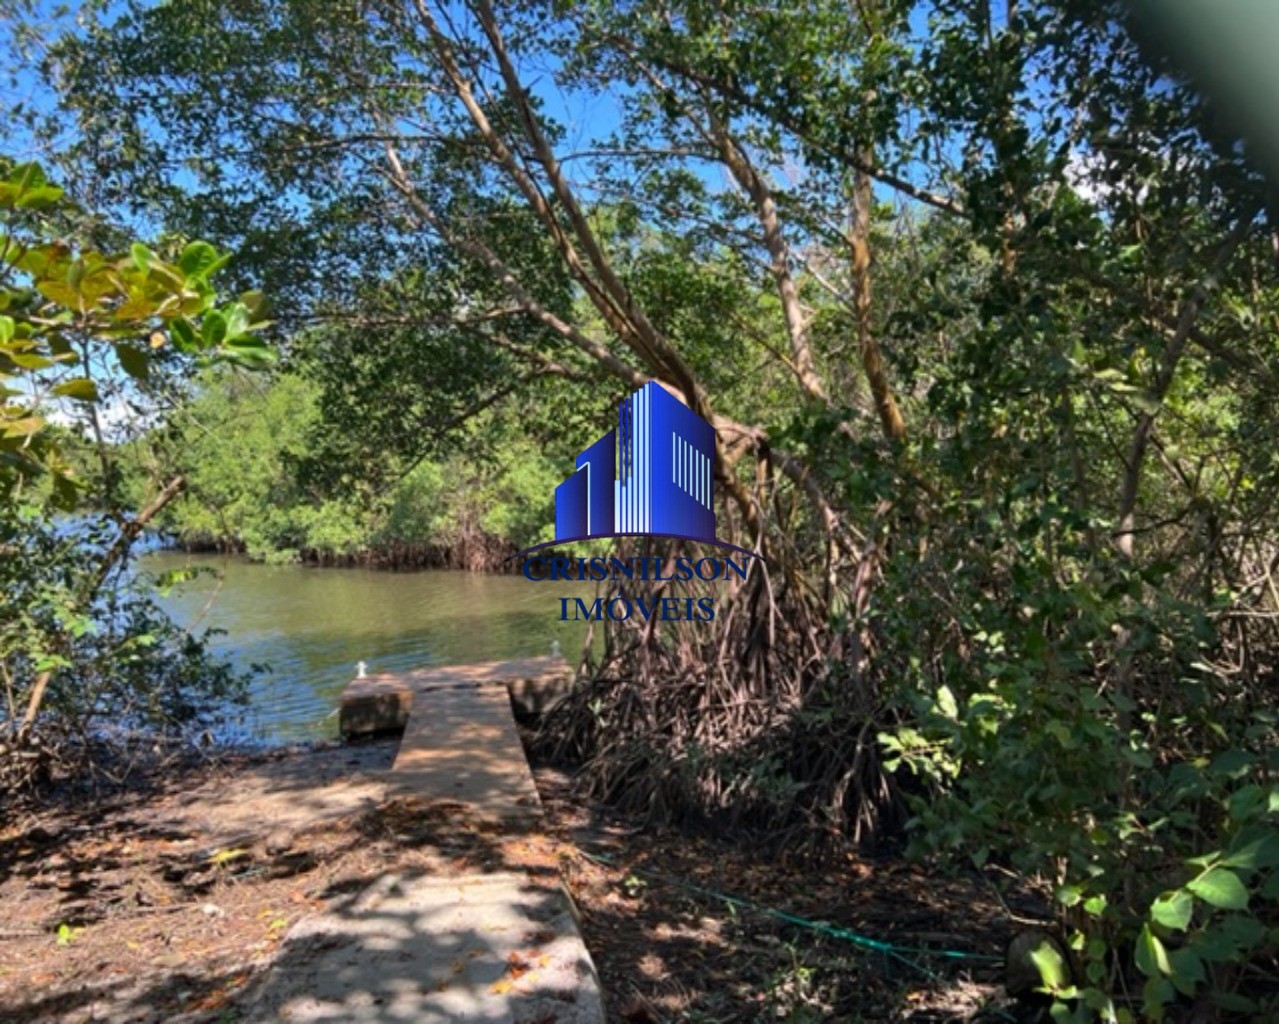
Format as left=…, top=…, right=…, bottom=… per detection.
left=316, top=655, right=603, bottom=1022
left=340, top=677, right=413, bottom=737
left=389, top=686, right=542, bottom=819
left=242, top=872, right=604, bottom=1023
left=339, top=657, right=573, bottom=737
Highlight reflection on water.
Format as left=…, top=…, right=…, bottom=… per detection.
left=140, top=552, right=591, bottom=742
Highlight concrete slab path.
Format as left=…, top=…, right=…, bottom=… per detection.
left=244, top=656, right=604, bottom=1023
left=243, top=873, right=603, bottom=1023
left=389, top=685, right=543, bottom=820
left=340, top=656, right=573, bottom=737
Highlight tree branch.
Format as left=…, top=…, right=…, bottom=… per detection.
left=19, top=474, right=188, bottom=738
left=1115, top=213, right=1257, bottom=557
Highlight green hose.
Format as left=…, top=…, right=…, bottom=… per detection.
left=576, top=846, right=1005, bottom=982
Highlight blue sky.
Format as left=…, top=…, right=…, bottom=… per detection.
left=1, top=0, right=972, bottom=225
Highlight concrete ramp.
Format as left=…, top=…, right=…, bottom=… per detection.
left=389, top=685, right=542, bottom=819
left=267, top=657, right=604, bottom=1023
left=244, top=873, right=602, bottom=1023
left=340, top=656, right=573, bottom=737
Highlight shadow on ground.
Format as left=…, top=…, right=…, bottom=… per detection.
left=0, top=739, right=603, bottom=1024
left=1, top=733, right=1030, bottom=1023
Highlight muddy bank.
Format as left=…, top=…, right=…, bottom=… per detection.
left=168, top=532, right=520, bottom=573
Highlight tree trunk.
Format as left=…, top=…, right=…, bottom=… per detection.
left=850, top=153, right=905, bottom=441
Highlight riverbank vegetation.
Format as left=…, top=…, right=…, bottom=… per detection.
left=4, top=0, right=1279, bottom=1018
left=0, top=154, right=268, bottom=791
left=131, top=369, right=571, bottom=568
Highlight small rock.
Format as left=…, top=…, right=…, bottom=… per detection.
left=265, top=829, right=295, bottom=856
left=200, top=903, right=225, bottom=918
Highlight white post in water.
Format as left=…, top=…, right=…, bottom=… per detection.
left=550, top=640, right=562, bottom=658
left=357, top=660, right=367, bottom=679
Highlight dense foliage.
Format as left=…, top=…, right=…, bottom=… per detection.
left=148, top=368, right=569, bottom=567
left=0, top=156, right=266, bottom=790
left=7, top=0, right=1279, bottom=1017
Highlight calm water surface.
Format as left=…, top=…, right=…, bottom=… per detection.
left=140, top=552, right=590, bottom=742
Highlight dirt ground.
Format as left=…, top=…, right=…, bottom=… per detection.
left=0, top=737, right=1044, bottom=1023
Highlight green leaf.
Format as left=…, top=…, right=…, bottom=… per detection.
left=936, top=684, right=958, bottom=719
left=221, top=336, right=275, bottom=368
left=170, top=318, right=198, bottom=353
left=1134, top=924, right=1171, bottom=977
left=8, top=161, right=47, bottom=188
left=16, top=186, right=64, bottom=210
left=130, top=242, right=154, bottom=271
left=1208, top=748, right=1254, bottom=778
left=0, top=162, right=63, bottom=210
left=222, top=301, right=251, bottom=341
left=15, top=242, right=59, bottom=277
left=32, top=652, right=72, bottom=672
left=1151, top=890, right=1193, bottom=931
left=51, top=378, right=99, bottom=402
left=1141, top=976, right=1174, bottom=1020
left=1187, top=868, right=1249, bottom=910
left=8, top=352, right=53, bottom=370
left=1167, top=947, right=1204, bottom=997
left=114, top=343, right=149, bottom=381
left=2, top=415, right=44, bottom=437
left=1227, top=784, right=1267, bottom=822
left=1049, top=1001, right=1088, bottom=1024
left=200, top=309, right=227, bottom=347
left=178, top=241, right=228, bottom=279
left=1221, top=829, right=1279, bottom=872
left=1029, top=938, right=1070, bottom=991
left=240, top=289, right=269, bottom=320
left=1214, top=912, right=1266, bottom=950
left=1082, top=894, right=1107, bottom=917
left=145, top=259, right=186, bottom=292
left=1211, top=992, right=1259, bottom=1014
left=51, top=470, right=80, bottom=510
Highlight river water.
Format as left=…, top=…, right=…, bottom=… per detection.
left=140, top=552, right=590, bottom=742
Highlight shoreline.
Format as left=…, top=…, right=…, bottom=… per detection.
left=159, top=534, right=522, bottom=574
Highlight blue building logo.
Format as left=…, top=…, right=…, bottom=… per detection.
left=515, top=382, right=756, bottom=621
left=554, top=382, right=716, bottom=543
